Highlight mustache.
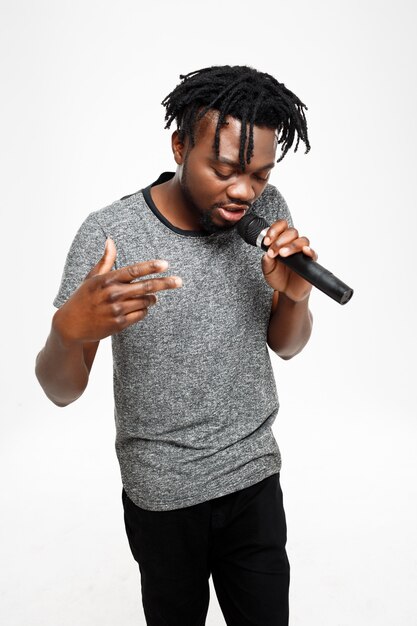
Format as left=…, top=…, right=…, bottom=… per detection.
left=213, top=201, right=252, bottom=210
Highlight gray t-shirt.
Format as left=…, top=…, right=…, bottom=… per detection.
left=54, top=172, right=293, bottom=511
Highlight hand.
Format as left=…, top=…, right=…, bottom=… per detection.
left=53, top=238, right=183, bottom=345
left=261, top=220, right=318, bottom=302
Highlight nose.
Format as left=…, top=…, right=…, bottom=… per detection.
left=226, top=175, right=256, bottom=205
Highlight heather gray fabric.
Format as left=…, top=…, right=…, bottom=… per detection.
left=53, top=172, right=293, bottom=511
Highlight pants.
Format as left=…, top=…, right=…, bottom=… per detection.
left=122, top=472, right=290, bottom=626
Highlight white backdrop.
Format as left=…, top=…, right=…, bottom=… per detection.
left=1, top=1, right=416, bottom=624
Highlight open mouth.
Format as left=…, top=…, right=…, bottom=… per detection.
left=218, top=206, right=248, bottom=222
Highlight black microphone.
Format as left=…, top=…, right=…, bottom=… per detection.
left=237, top=213, right=354, bottom=305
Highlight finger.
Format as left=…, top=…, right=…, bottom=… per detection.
left=86, top=238, right=117, bottom=279
left=262, top=220, right=289, bottom=246
left=277, top=236, right=310, bottom=257
left=117, top=307, right=150, bottom=331
left=107, top=259, right=170, bottom=284
left=267, top=231, right=308, bottom=258
left=121, top=275, right=183, bottom=296
left=302, top=245, right=318, bottom=261
left=267, top=228, right=301, bottom=251
left=115, top=295, right=158, bottom=316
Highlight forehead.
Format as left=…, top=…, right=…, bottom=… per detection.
left=193, top=111, right=278, bottom=165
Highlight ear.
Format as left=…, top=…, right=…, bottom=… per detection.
left=171, top=130, right=188, bottom=165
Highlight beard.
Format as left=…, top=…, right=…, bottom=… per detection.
left=180, top=157, right=235, bottom=234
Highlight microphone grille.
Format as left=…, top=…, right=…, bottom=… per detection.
left=236, top=213, right=269, bottom=247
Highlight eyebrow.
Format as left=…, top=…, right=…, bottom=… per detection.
left=210, top=156, right=276, bottom=171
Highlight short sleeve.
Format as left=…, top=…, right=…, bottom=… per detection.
left=53, top=212, right=108, bottom=308
left=255, top=184, right=294, bottom=229
left=273, top=187, right=294, bottom=228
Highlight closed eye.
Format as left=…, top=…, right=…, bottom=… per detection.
left=213, top=169, right=270, bottom=182
left=213, top=169, right=231, bottom=180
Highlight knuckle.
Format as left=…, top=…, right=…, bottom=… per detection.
left=268, top=220, right=287, bottom=239
left=115, top=314, right=126, bottom=328
left=106, top=288, right=120, bottom=303
left=276, top=219, right=288, bottom=230
left=140, top=280, right=151, bottom=293
left=111, top=303, right=123, bottom=317
left=100, top=275, right=113, bottom=289
left=127, top=265, right=139, bottom=279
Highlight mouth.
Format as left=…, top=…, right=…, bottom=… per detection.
left=217, top=205, right=248, bottom=222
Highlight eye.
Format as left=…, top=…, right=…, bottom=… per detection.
left=254, top=173, right=270, bottom=182
left=213, top=169, right=232, bottom=180
left=213, top=168, right=270, bottom=182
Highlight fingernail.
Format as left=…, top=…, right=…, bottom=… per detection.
left=175, top=277, right=183, bottom=287
left=280, top=247, right=290, bottom=256
left=264, top=236, right=271, bottom=245
left=267, top=248, right=275, bottom=258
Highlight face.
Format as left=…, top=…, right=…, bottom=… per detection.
left=172, top=111, right=278, bottom=233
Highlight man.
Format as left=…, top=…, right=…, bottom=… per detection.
left=36, top=65, right=316, bottom=625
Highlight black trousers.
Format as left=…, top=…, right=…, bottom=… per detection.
left=122, top=472, right=290, bottom=626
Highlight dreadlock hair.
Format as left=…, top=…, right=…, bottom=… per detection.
left=161, top=65, right=311, bottom=171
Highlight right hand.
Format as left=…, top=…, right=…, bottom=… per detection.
left=53, top=238, right=183, bottom=345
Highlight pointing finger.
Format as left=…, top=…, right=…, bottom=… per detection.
left=124, top=275, right=183, bottom=296
left=109, top=259, right=170, bottom=284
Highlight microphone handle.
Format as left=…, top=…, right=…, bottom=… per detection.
left=260, top=237, right=353, bottom=305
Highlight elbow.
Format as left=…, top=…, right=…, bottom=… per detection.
left=269, top=346, right=301, bottom=360
left=35, top=359, right=81, bottom=409
left=49, top=396, right=72, bottom=408
left=267, top=334, right=311, bottom=360
left=43, top=388, right=82, bottom=408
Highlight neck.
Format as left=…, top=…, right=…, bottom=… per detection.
left=150, top=172, right=202, bottom=231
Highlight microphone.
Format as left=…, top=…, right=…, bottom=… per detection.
left=237, top=213, right=354, bottom=305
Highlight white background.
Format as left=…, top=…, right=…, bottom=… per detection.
left=1, top=0, right=416, bottom=624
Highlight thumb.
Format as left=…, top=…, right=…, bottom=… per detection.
left=86, top=238, right=117, bottom=279
left=261, top=251, right=277, bottom=277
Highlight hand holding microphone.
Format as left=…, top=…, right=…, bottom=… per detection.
left=237, top=213, right=354, bottom=305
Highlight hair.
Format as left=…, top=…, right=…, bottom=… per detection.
left=161, top=65, right=311, bottom=171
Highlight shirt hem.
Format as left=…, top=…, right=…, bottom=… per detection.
left=124, top=460, right=282, bottom=511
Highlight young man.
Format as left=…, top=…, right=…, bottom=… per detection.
left=36, top=65, right=316, bottom=625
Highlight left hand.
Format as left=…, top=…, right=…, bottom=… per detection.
left=261, top=220, right=318, bottom=302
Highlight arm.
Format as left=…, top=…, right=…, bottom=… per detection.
left=35, top=327, right=99, bottom=407
left=35, top=238, right=116, bottom=407
left=35, top=238, right=183, bottom=407
left=267, top=291, right=313, bottom=359
left=262, top=220, right=316, bottom=360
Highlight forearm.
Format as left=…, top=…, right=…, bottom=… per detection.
left=267, top=292, right=313, bottom=359
left=35, top=315, right=89, bottom=407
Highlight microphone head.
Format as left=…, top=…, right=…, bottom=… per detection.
left=236, top=212, right=269, bottom=247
